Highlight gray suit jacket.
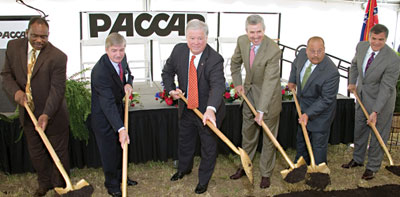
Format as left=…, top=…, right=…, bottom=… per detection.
left=349, top=41, right=400, bottom=120
left=289, top=48, right=339, bottom=132
left=230, top=35, right=282, bottom=118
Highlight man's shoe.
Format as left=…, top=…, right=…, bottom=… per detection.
left=127, top=178, right=138, bottom=186
left=341, top=159, right=363, bottom=169
left=362, top=169, right=375, bottom=180
left=108, top=191, right=122, bottom=197
left=33, top=187, right=51, bottom=197
left=194, top=183, right=208, bottom=194
left=229, top=168, right=245, bottom=180
left=260, top=176, right=271, bottom=189
left=170, top=170, right=191, bottom=181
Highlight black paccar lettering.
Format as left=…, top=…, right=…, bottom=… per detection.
left=135, top=13, right=153, bottom=37
left=163, top=14, right=185, bottom=36
left=187, top=14, right=205, bottom=23
left=110, top=13, right=134, bottom=36
left=89, top=14, right=112, bottom=37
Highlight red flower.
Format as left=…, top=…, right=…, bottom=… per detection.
left=129, top=94, right=133, bottom=100
left=130, top=103, right=135, bottom=107
left=224, top=92, right=231, bottom=99
left=281, top=89, right=285, bottom=95
left=165, top=97, right=173, bottom=105
left=234, top=93, right=238, bottom=99
left=230, top=83, right=234, bottom=88
left=160, top=92, right=165, bottom=98
left=155, top=97, right=158, bottom=100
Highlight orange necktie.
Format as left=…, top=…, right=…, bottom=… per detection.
left=26, top=49, right=37, bottom=111
left=187, top=55, right=198, bottom=109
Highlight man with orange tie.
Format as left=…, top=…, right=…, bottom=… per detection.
left=229, top=14, right=282, bottom=189
left=162, top=19, right=226, bottom=194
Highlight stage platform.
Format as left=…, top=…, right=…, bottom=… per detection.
left=0, top=81, right=355, bottom=174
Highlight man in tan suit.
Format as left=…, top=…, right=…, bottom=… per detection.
left=1, top=17, right=69, bottom=196
left=229, top=14, right=282, bottom=188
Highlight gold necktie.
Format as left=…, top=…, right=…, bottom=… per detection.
left=26, top=49, right=37, bottom=111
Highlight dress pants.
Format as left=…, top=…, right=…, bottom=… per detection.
left=23, top=120, right=70, bottom=190
left=93, top=126, right=122, bottom=193
left=294, top=126, right=330, bottom=165
left=241, top=98, right=280, bottom=178
left=353, top=107, right=393, bottom=172
left=178, top=109, right=218, bottom=185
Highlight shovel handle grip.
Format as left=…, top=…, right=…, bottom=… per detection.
left=240, top=93, right=295, bottom=169
left=352, top=90, right=394, bottom=165
left=24, top=102, right=73, bottom=188
left=292, top=91, right=317, bottom=168
left=178, top=94, right=240, bottom=155
left=122, top=93, right=129, bottom=197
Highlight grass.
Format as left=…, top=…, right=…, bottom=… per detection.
left=0, top=144, right=400, bottom=196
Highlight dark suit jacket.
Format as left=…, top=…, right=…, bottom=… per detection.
left=161, top=43, right=226, bottom=126
left=349, top=41, right=400, bottom=120
left=1, top=38, right=69, bottom=131
left=91, top=54, right=133, bottom=133
left=289, top=48, right=339, bottom=132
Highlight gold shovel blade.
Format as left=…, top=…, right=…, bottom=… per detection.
left=238, top=147, right=254, bottom=184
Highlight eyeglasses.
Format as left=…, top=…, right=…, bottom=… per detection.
left=308, top=49, right=324, bottom=55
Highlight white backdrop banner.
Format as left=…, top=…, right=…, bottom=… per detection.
left=0, top=16, right=36, bottom=49
left=82, top=11, right=207, bottom=40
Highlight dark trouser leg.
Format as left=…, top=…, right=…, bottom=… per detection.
left=310, top=130, right=330, bottom=165
left=198, top=126, right=217, bottom=185
left=177, top=110, right=198, bottom=173
left=295, top=125, right=310, bottom=164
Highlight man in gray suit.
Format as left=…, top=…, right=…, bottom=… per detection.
left=342, top=24, right=400, bottom=180
left=288, top=36, right=339, bottom=166
left=229, top=15, right=282, bottom=188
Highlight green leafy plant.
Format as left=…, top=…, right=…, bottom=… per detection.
left=65, top=68, right=91, bottom=142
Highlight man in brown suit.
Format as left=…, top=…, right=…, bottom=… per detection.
left=229, top=14, right=282, bottom=188
left=1, top=17, right=69, bottom=196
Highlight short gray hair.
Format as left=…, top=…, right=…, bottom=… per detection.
left=245, top=15, right=265, bottom=31
left=105, top=32, right=126, bottom=48
left=186, top=19, right=208, bottom=36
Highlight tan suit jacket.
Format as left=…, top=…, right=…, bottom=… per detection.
left=231, top=35, right=282, bottom=118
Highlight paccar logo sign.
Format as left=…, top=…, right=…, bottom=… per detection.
left=87, top=12, right=206, bottom=39
left=0, top=31, right=25, bottom=39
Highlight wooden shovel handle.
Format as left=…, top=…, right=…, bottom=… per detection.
left=122, top=93, right=129, bottom=197
left=240, top=93, right=295, bottom=169
left=352, top=90, right=394, bottom=165
left=24, top=103, right=73, bottom=188
left=292, top=91, right=317, bottom=168
left=178, top=94, right=240, bottom=155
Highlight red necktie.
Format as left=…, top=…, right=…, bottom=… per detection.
left=365, top=52, right=375, bottom=73
left=249, top=45, right=256, bottom=69
left=187, top=55, right=198, bottom=109
left=118, top=63, right=123, bottom=82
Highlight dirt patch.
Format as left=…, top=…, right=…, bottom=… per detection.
left=276, top=184, right=400, bottom=197
left=284, top=164, right=307, bottom=183
left=305, top=172, right=331, bottom=190
left=385, top=165, right=400, bottom=176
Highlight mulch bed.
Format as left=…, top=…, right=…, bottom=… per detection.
left=276, top=184, right=400, bottom=197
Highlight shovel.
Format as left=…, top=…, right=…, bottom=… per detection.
left=292, top=91, right=330, bottom=174
left=352, top=90, right=400, bottom=176
left=24, top=102, right=93, bottom=195
left=122, top=93, right=129, bottom=197
left=240, top=93, right=306, bottom=181
left=178, top=94, right=253, bottom=184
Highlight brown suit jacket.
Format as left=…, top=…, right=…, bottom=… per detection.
left=1, top=38, right=69, bottom=132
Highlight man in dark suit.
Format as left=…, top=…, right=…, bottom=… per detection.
left=288, top=36, right=339, bottom=166
left=162, top=19, right=226, bottom=194
left=1, top=17, right=70, bottom=196
left=342, top=24, right=400, bottom=180
left=91, top=32, right=137, bottom=197
left=229, top=15, right=282, bottom=189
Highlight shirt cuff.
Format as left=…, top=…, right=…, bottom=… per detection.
left=257, top=110, right=264, bottom=116
left=118, top=127, right=125, bottom=133
left=207, top=106, right=216, bottom=113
